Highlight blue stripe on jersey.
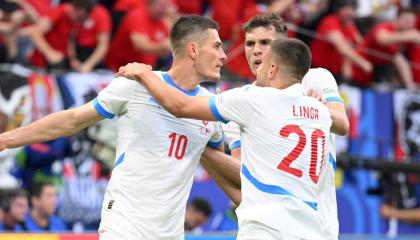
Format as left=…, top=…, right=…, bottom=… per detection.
left=230, top=140, right=241, bottom=150
left=325, top=97, right=344, bottom=103
left=162, top=72, right=200, bottom=96
left=209, top=96, right=229, bottom=124
left=329, top=153, right=336, bottom=173
left=115, top=153, right=125, bottom=167
left=208, top=139, right=223, bottom=149
left=242, top=164, right=318, bottom=211
left=93, top=98, right=115, bottom=119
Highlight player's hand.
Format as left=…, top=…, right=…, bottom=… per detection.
left=116, top=62, right=153, bottom=81
left=307, top=89, right=324, bottom=103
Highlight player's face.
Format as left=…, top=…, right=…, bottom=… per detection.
left=195, top=29, right=227, bottom=81
left=245, top=26, right=279, bottom=76
left=255, top=50, right=272, bottom=87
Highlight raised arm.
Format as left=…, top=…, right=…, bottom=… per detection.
left=0, top=103, right=104, bottom=151
left=117, top=63, right=217, bottom=121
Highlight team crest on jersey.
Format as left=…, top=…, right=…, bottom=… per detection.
left=202, top=120, right=208, bottom=126
left=199, top=126, right=211, bottom=136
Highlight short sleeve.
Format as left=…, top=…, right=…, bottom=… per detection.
left=93, top=77, right=134, bottom=119
left=207, top=122, right=223, bottom=149
left=222, top=121, right=241, bottom=150
left=302, top=68, right=343, bottom=103
left=209, top=85, right=256, bottom=126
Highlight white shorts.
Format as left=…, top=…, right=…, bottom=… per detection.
left=236, top=220, right=305, bottom=240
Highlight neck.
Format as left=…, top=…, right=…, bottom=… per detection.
left=167, top=60, right=201, bottom=91
left=31, top=208, right=49, bottom=228
left=271, top=77, right=299, bottom=90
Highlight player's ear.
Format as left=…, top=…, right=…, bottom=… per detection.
left=268, top=63, right=278, bottom=80
left=186, top=42, right=198, bottom=60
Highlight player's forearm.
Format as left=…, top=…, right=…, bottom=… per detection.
left=326, top=102, right=349, bottom=136
left=137, top=70, right=192, bottom=117
left=0, top=110, right=77, bottom=148
left=200, top=154, right=242, bottom=205
left=0, top=106, right=101, bottom=149
left=202, top=147, right=242, bottom=185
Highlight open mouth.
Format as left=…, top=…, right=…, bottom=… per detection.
left=254, top=60, right=262, bottom=69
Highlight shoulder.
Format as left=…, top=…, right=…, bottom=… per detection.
left=303, top=68, right=336, bottom=86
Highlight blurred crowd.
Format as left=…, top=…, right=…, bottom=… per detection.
left=0, top=0, right=420, bottom=234
left=0, top=0, right=418, bottom=89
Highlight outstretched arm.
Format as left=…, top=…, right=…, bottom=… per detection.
left=117, top=63, right=216, bottom=121
left=0, top=103, right=104, bottom=151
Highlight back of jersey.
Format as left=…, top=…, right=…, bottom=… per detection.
left=211, top=83, right=332, bottom=239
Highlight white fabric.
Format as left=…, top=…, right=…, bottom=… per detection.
left=95, top=72, right=223, bottom=240
left=213, top=83, right=332, bottom=239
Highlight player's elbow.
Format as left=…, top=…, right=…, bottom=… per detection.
left=333, top=118, right=350, bottom=136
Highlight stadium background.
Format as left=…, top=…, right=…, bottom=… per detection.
left=0, top=0, right=419, bottom=239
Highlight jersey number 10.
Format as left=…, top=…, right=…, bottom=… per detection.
left=278, top=124, right=326, bottom=184
left=168, top=133, right=189, bottom=160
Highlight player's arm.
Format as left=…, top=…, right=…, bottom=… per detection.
left=0, top=103, right=104, bottom=151
left=117, top=63, right=217, bottom=121
left=201, top=149, right=242, bottom=205
left=305, top=69, right=349, bottom=136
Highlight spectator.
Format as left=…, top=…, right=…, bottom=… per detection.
left=106, top=0, right=171, bottom=72
left=310, top=0, right=372, bottom=82
left=68, top=3, right=112, bottom=73
left=184, top=197, right=212, bottom=232
left=24, top=181, right=66, bottom=232
left=27, top=0, right=95, bottom=69
left=352, top=8, right=420, bottom=89
left=0, top=188, right=28, bottom=232
left=110, top=0, right=143, bottom=36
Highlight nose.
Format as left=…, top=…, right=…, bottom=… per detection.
left=253, top=43, right=263, bottom=56
left=220, top=48, right=227, bottom=63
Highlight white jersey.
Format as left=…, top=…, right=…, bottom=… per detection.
left=302, top=68, right=343, bottom=240
left=223, top=68, right=342, bottom=239
left=211, top=83, right=332, bottom=239
left=94, top=71, right=223, bottom=240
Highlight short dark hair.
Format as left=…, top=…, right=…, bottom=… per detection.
left=189, top=197, right=212, bottom=217
left=30, top=181, right=54, bottom=199
left=1, top=188, right=27, bottom=212
left=170, top=15, right=219, bottom=56
left=73, top=0, right=95, bottom=13
left=243, top=13, right=288, bottom=37
left=333, top=0, right=357, bottom=10
left=270, top=38, right=311, bottom=81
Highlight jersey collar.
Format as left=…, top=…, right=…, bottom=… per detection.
left=161, top=72, right=200, bottom=96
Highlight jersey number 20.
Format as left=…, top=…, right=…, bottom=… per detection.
left=278, top=124, right=325, bottom=184
left=168, top=133, right=188, bottom=160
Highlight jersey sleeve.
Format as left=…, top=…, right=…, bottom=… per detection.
left=92, top=77, right=134, bottom=119
left=209, top=85, right=256, bottom=126
left=207, top=122, right=223, bottom=149
left=222, top=121, right=241, bottom=150
left=302, top=68, right=343, bottom=103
